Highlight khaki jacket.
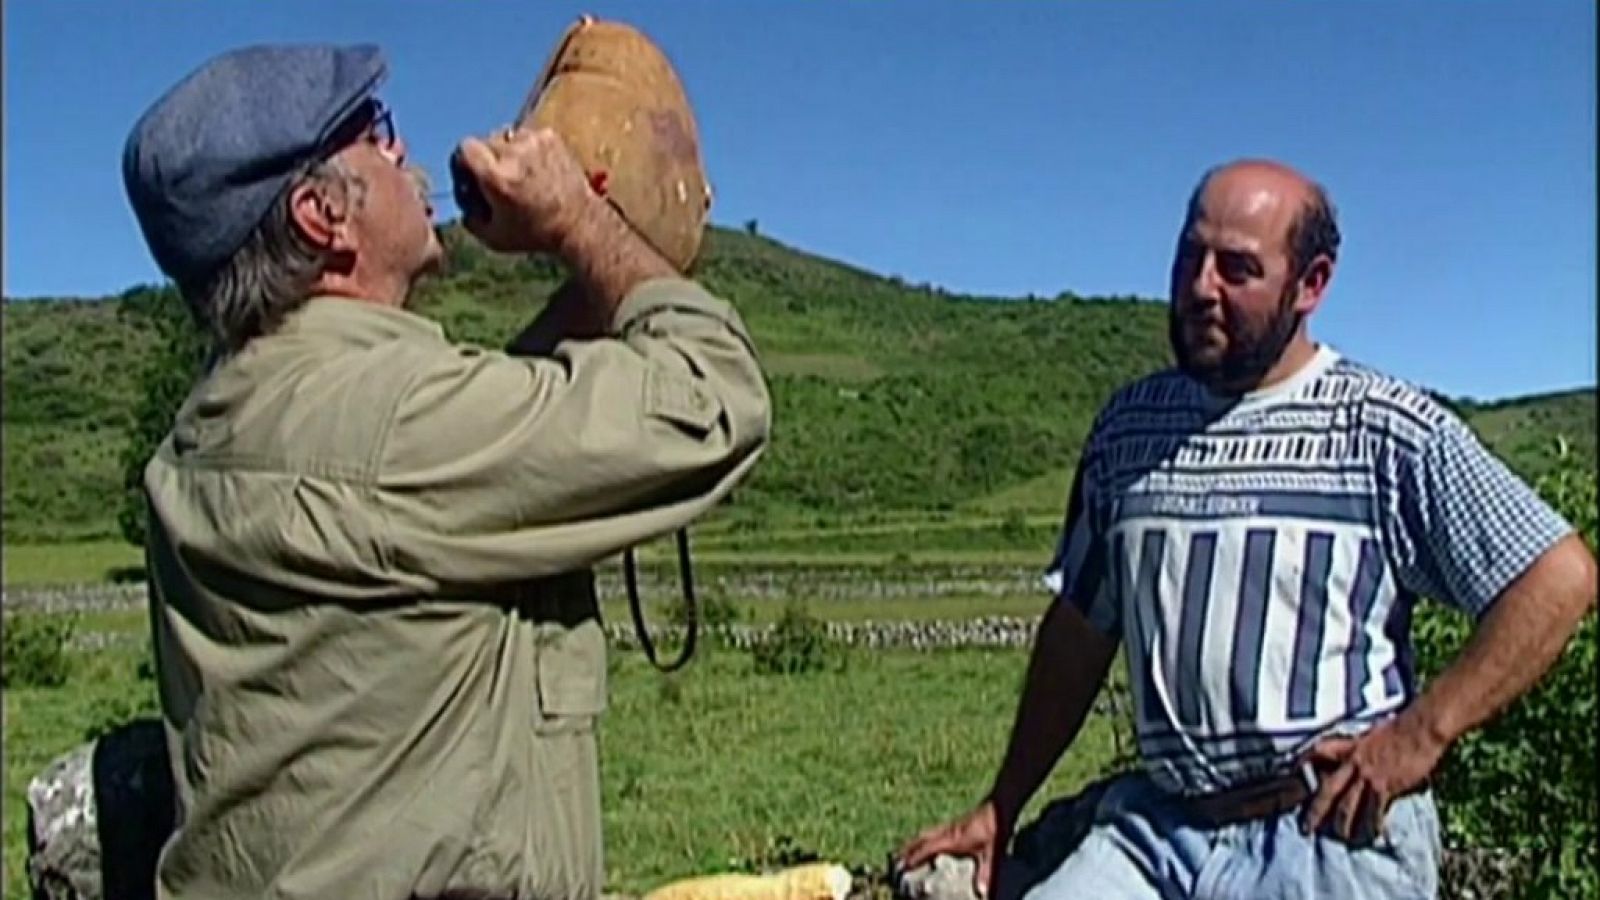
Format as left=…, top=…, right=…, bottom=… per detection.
left=144, top=278, right=770, bottom=899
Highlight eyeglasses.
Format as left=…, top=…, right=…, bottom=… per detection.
left=320, top=98, right=397, bottom=159
left=366, top=102, right=396, bottom=152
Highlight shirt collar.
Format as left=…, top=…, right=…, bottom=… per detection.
left=273, top=295, right=446, bottom=348
left=1199, top=343, right=1343, bottom=414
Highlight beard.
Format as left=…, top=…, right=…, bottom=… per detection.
left=1170, top=281, right=1301, bottom=393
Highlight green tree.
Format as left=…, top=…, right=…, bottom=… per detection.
left=116, top=285, right=206, bottom=547
left=1414, top=437, right=1598, bottom=898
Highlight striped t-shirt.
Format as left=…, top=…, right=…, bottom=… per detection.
left=1044, top=345, right=1572, bottom=796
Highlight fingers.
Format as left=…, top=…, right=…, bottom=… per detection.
left=454, top=126, right=543, bottom=198
left=894, top=826, right=949, bottom=872
left=1298, top=735, right=1359, bottom=837
left=1301, top=757, right=1355, bottom=836
left=896, top=826, right=940, bottom=864
left=895, top=810, right=994, bottom=873
left=454, top=124, right=589, bottom=251
left=973, top=849, right=994, bottom=900
left=1332, top=776, right=1374, bottom=842
left=454, top=137, right=511, bottom=201
left=1350, top=786, right=1386, bottom=845
left=1300, top=736, right=1357, bottom=768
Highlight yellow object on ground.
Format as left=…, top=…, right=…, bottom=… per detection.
left=643, top=863, right=853, bottom=900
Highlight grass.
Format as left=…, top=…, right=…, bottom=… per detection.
left=0, top=507, right=1060, bottom=589
left=2, top=615, right=1115, bottom=899
left=1464, top=389, right=1597, bottom=479
left=599, top=647, right=1114, bottom=894
left=966, top=470, right=1075, bottom=516
left=640, top=550, right=1053, bottom=568
left=762, top=351, right=884, bottom=383
left=2, top=541, right=143, bottom=587
left=687, top=527, right=1057, bottom=559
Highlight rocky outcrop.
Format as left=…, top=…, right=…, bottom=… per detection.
left=26, top=718, right=172, bottom=900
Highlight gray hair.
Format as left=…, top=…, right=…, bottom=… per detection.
left=178, top=157, right=366, bottom=355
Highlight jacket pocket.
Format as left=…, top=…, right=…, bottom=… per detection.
left=534, top=617, right=608, bottom=735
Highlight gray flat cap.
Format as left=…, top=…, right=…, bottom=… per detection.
left=122, top=43, right=388, bottom=286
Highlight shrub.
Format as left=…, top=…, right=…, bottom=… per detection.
left=664, top=591, right=744, bottom=634
left=750, top=602, right=842, bottom=676
left=999, top=509, right=1032, bottom=544
left=115, top=284, right=207, bottom=548
left=82, top=690, right=157, bottom=741
left=1414, top=439, right=1597, bottom=898
left=1, top=612, right=76, bottom=688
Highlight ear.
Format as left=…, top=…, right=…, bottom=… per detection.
left=1292, top=255, right=1334, bottom=315
left=288, top=178, right=356, bottom=253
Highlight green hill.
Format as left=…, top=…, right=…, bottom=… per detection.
left=2, top=223, right=1592, bottom=544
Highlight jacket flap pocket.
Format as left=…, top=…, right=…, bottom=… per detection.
left=535, top=618, right=608, bottom=733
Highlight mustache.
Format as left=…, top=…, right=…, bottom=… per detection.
left=1180, top=312, right=1226, bottom=330
left=406, top=165, right=434, bottom=204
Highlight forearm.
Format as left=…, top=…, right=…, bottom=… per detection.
left=1401, top=533, right=1597, bottom=747
left=556, top=193, right=678, bottom=319
left=986, top=601, right=1118, bottom=831
left=509, top=198, right=679, bottom=356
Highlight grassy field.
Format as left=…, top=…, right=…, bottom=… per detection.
left=0, top=520, right=1059, bottom=590
left=2, top=541, right=143, bottom=587
left=1, top=598, right=1115, bottom=899
left=599, top=647, right=1115, bottom=894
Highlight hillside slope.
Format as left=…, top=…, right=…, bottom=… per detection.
left=2, top=224, right=1591, bottom=543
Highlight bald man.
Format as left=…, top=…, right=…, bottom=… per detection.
left=896, top=160, right=1596, bottom=899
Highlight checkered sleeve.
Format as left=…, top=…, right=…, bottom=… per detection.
left=1385, top=415, right=1574, bottom=617
left=1043, top=452, right=1118, bottom=635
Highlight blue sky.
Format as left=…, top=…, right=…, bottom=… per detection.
left=4, top=1, right=1594, bottom=401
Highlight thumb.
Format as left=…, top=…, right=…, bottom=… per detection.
left=1301, top=736, right=1357, bottom=768
left=452, top=139, right=511, bottom=205
left=452, top=138, right=526, bottom=248
left=974, top=848, right=994, bottom=900
left=454, top=137, right=499, bottom=178
left=895, top=830, right=944, bottom=873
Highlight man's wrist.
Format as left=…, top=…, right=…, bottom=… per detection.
left=553, top=191, right=677, bottom=313
left=552, top=190, right=613, bottom=266
left=1396, top=693, right=1460, bottom=754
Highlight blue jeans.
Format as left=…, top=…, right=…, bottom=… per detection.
left=1018, top=773, right=1441, bottom=900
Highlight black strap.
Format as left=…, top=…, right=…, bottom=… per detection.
left=623, top=528, right=697, bottom=672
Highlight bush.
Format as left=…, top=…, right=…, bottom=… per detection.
left=664, top=591, right=744, bottom=634
left=750, top=602, right=843, bottom=676
left=1, top=612, right=76, bottom=688
left=115, top=285, right=207, bottom=548
left=1414, top=439, right=1597, bottom=898
left=82, top=689, right=157, bottom=741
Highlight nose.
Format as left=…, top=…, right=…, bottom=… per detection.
left=381, top=134, right=409, bottom=166
left=1188, top=250, right=1222, bottom=307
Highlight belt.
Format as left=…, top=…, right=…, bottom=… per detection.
left=502, top=571, right=599, bottom=624
left=1182, top=767, right=1315, bottom=828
